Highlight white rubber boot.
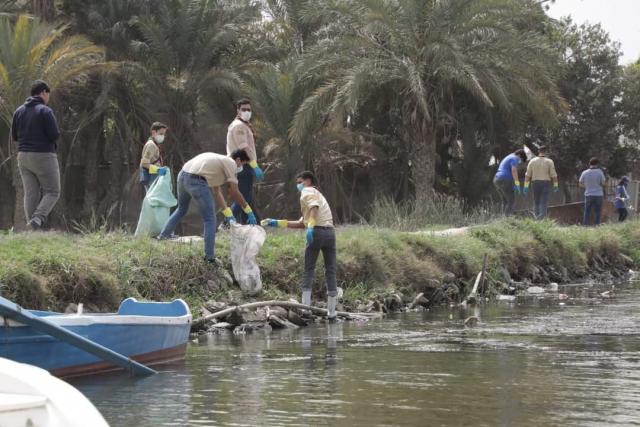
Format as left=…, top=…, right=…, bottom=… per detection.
left=302, top=290, right=311, bottom=307
left=327, top=295, right=337, bottom=321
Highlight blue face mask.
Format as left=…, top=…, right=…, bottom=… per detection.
left=296, top=183, right=304, bottom=192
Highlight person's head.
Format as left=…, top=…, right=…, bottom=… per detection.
left=514, top=149, right=527, bottom=162
left=235, top=98, right=252, bottom=122
left=31, top=80, right=50, bottom=104
left=150, top=122, right=168, bottom=144
left=537, top=145, right=547, bottom=156
left=230, top=149, right=250, bottom=172
left=619, top=176, right=629, bottom=186
left=296, top=171, right=316, bottom=191
left=589, top=157, right=599, bottom=167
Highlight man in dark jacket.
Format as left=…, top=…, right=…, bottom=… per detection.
left=11, top=80, right=61, bottom=230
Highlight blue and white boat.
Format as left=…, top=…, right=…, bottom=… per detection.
left=0, top=297, right=191, bottom=378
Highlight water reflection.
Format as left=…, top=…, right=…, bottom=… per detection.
left=73, top=283, right=640, bottom=427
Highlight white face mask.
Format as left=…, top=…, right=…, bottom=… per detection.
left=240, top=111, right=251, bottom=122
left=236, top=165, right=244, bottom=174
left=154, top=134, right=165, bottom=144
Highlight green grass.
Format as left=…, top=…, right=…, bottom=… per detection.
left=0, top=219, right=638, bottom=314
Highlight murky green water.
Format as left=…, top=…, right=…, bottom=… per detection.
left=72, top=283, right=640, bottom=426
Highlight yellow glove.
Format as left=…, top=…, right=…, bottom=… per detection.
left=221, top=207, right=235, bottom=224
left=242, top=205, right=253, bottom=214
left=149, top=165, right=159, bottom=174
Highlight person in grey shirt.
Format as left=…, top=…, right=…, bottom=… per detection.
left=579, top=157, right=606, bottom=226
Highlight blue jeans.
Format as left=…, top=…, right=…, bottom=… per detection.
left=159, top=171, right=216, bottom=260
left=583, top=195, right=603, bottom=226
left=231, top=164, right=256, bottom=224
left=532, top=180, right=551, bottom=220
left=494, top=177, right=515, bottom=216
left=139, top=167, right=158, bottom=193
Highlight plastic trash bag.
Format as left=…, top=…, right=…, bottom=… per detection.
left=135, top=170, right=177, bottom=237
left=230, top=223, right=266, bottom=295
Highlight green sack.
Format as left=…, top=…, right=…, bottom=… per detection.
left=135, top=170, right=178, bottom=237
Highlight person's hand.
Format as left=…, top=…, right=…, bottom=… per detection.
left=553, top=185, right=559, bottom=193
left=222, top=207, right=236, bottom=225
left=157, top=166, right=168, bottom=176
left=254, top=166, right=264, bottom=182
left=523, top=185, right=529, bottom=195
left=261, top=218, right=288, bottom=228
left=247, top=212, right=257, bottom=225
left=306, top=227, right=314, bottom=245
left=513, top=182, right=521, bottom=194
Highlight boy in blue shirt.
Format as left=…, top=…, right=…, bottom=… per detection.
left=493, top=149, right=527, bottom=215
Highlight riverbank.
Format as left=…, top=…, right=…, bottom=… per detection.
left=0, top=219, right=638, bottom=315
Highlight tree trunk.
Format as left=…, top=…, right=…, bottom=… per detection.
left=408, top=119, right=437, bottom=201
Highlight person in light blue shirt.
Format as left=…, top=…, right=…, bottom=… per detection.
left=579, top=157, right=606, bottom=226
left=493, top=149, right=527, bottom=215
left=614, top=176, right=630, bottom=222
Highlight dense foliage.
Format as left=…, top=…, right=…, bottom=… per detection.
left=0, top=0, right=638, bottom=230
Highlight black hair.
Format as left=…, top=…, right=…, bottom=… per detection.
left=230, top=149, right=250, bottom=162
left=235, top=98, right=251, bottom=109
left=619, top=176, right=629, bottom=186
left=589, top=157, right=599, bottom=166
left=514, top=148, right=526, bottom=161
left=537, top=145, right=547, bottom=152
left=296, top=170, right=316, bottom=186
left=150, top=122, right=168, bottom=133
left=30, top=80, right=50, bottom=96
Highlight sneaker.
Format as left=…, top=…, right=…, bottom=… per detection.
left=28, top=218, right=43, bottom=231
left=204, top=257, right=222, bottom=268
left=156, top=233, right=179, bottom=241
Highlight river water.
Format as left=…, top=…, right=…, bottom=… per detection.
left=71, top=283, right=640, bottom=426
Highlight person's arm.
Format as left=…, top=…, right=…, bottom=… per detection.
left=10, top=111, right=18, bottom=142
left=213, top=186, right=227, bottom=211
left=579, top=172, right=585, bottom=188
left=550, top=160, right=559, bottom=189
left=44, top=108, right=60, bottom=143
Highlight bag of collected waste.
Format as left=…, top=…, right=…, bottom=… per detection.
left=134, top=170, right=177, bottom=237
left=230, top=223, right=266, bottom=295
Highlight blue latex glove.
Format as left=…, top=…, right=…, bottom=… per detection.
left=553, top=185, right=559, bottom=193
left=262, top=219, right=278, bottom=227
left=523, top=186, right=529, bottom=195
left=246, top=212, right=257, bottom=225
left=306, top=227, right=314, bottom=245
left=513, top=184, right=521, bottom=194
left=254, top=166, right=264, bottom=182
left=157, top=167, right=168, bottom=176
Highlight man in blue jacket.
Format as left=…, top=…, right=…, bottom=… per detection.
left=11, top=80, right=61, bottom=230
left=493, top=149, right=527, bottom=215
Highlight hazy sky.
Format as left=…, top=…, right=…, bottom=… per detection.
left=547, top=0, right=640, bottom=64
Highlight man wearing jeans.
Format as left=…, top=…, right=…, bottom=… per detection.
left=226, top=99, right=264, bottom=223
left=579, top=157, right=606, bottom=226
left=157, top=150, right=257, bottom=264
left=493, top=149, right=527, bottom=215
left=523, top=145, right=559, bottom=220
left=261, top=171, right=338, bottom=321
left=11, top=80, right=60, bottom=230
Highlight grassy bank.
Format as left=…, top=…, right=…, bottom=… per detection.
left=1, top=219, right=639, bottom=315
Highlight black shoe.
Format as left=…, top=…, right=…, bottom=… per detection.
left=204, top=257, right=222, bottom=268
left=156, top=233, right=179, bottom=241
left=28, top=218, right=43, bottom=231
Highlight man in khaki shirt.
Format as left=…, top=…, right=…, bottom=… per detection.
left=523, top=145, right=559, bottom=219
left=158, top=150, right=257, bottom=264
left=139, top=122, right=169, bottom=192
left=226, top=99, right=264, bottom=224
left=261, top=171, right=338, bottom=321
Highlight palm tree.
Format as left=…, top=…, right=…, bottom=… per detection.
left=0, top=14, right=106, bottom=228
left=132, top=0, right=260, bottom=167
left=294, top=0, right=564, bottom=199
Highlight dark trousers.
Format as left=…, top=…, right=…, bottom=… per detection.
left=583, top=196, right=603, bottom=226
left=532, top=180, right=551, bottom=220
left=303, top=227, right=338, bottom=297
left=618, top=208, right=628, bottom=222
left=494, top=178, right=515, bottom=215
left=231, top=164, right=258, bottom=224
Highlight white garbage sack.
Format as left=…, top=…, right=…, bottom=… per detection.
left=230, top=223, right=266, bottom=295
